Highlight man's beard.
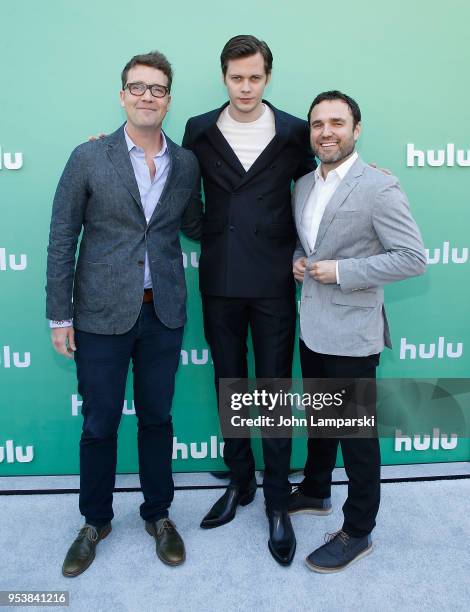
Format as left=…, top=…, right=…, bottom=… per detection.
left=314, top=139, right=355, bottom=165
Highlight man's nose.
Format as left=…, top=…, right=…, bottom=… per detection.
left=321, top=124, right=334, bottom=137
left=241, top=79, right=252, bottom=92
left=142, top=87, right=154, bottom=101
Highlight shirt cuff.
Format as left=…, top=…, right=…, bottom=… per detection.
left=49, top=319, right=73, bottom=328
left=335, top=261, right=340, bottom=284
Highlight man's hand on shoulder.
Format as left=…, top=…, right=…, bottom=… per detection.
left=309, top=260, right=337, bottom=284
left=369, top=162, right=392, bottom=175
left=293, top=257, right=307, bottom=282
left=88, top=133, right=107, bottom=142
left=51, top=326, right=76, bottom=359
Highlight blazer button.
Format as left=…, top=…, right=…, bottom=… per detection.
left=229, top=226, right=235, bottom=231
left=257, top=195, right=263, bottom=201
left=137, top=260, right=144, bottom=267
left=215, top=161, right=222, bottom=167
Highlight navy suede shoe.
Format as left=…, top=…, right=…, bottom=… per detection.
left=305, top=530, right=372, bottom=573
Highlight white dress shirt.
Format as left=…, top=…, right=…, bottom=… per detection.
left=300, top=151, right=358, bottom=283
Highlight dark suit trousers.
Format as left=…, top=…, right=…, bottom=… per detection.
left=299, top=339, right=381, bottom=537
left=74, top=303, right=183, bottom=526
left=202, top=295, right=296, bottom=511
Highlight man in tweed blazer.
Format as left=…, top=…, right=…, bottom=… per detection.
left=290, top=91, right=426, bottom=573
left=46, top=51, right=201, bottom=576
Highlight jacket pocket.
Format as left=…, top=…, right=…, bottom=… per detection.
left=74, top=262, right=112, bottom=313
left=331, top=288, right=377, bottom=308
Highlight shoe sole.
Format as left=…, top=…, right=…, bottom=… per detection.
left=304, top=543, right=373, bottom=573
left=288, top=507, right=333, bottom=516
left=145, top=524, right=186, bottom=567
left=62, top=524, right=112, bottom=578
left=200, top=489, right=256, bottom=529
left=268, top=540, right=296, bottom=566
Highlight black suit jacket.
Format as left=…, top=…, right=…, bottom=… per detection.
left=182, top=101, right=316, bottom=298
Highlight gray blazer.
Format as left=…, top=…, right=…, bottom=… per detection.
left=46, top=125, right=201, bottom=333
left=293, top=156, right=426, bottom=357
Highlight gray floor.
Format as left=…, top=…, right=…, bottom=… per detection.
left=1, top=465, right=469, bottom=612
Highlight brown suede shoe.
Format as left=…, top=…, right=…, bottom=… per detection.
left=145, top=518, right=185, bottom=566
left=62, top=523, right=112, bottom=577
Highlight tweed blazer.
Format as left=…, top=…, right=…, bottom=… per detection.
left=46, top=125, right=201, bottom=333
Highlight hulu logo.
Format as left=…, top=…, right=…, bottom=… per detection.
left=180, top=348, right=211, bottom=366
left=0, top=148, right=23, bottom=170
left=399, top=337, right=463, bottom=360
left=426, top=242, right=468, bottom=265
left=1, top=346, right=31, bottom=368
left=182, top=251, right=199, bottom=269
left=407, top=144, right=470, bottom=167
left=395, top=429, right=458, bottom=451
left=0, top=248, right=27, bottom=271
left=0, top=440, right=34, bottom=463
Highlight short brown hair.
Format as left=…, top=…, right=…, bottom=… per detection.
left=121, top=50, right=173, bottom=92
left=220, top=35, right=273, bottom=77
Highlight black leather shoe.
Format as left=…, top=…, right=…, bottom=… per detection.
left=62, top=523, right=112, bottom=577
left=267, top=510, right=296, bottom=566
left=200, top=479, right=257, bottom=529
left=145, top=518, right=186, bottom=566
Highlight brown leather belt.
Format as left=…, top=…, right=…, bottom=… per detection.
left=143, top=288, right=153, bottom=303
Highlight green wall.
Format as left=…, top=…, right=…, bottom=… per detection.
left=1, top=0, right=469, bottom=474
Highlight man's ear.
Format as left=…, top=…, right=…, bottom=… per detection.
left=354, top=121, right=362, bottom=141
left=119, top=90, right=125, bottom=108
left=265, top=72, right=272, bottom=86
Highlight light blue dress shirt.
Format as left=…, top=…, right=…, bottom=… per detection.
left=124, top=126, right=171, bottom=289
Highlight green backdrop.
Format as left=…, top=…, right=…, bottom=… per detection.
left=1, top=0, right=469, bottom=475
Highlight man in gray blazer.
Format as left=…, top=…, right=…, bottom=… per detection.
left=289, top=91, right=426, bottom=572
left=46, top=51, right=201, bottom=576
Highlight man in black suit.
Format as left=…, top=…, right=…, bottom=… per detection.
left=182, top=35, right=315, bottom=565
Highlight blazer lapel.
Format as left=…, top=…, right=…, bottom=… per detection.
left=106, top=125, right=142, bottom=211
left=314, top=157, right=366, bottom=250
left=206, top=122, right=246, bottom=177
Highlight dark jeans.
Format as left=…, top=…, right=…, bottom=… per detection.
left=202, top=294, right=296, bottom=511
left=299, top=339, right=381, bottom=537
left=74, top=303, right=183, bottom=526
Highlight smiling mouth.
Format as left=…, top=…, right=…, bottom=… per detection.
left=320, top=142, right=338, bottom=148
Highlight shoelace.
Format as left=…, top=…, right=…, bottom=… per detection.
left=157, top=519, right=175, bottom=536
left=326, top=529, right=350, bottom=547
left=77, top=525, right=99, bottom=543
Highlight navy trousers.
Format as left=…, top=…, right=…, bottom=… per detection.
left=74, top=303, right=183, bottom=527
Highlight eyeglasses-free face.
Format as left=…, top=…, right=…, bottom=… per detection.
left=120, top=65, right=171, bottom=131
